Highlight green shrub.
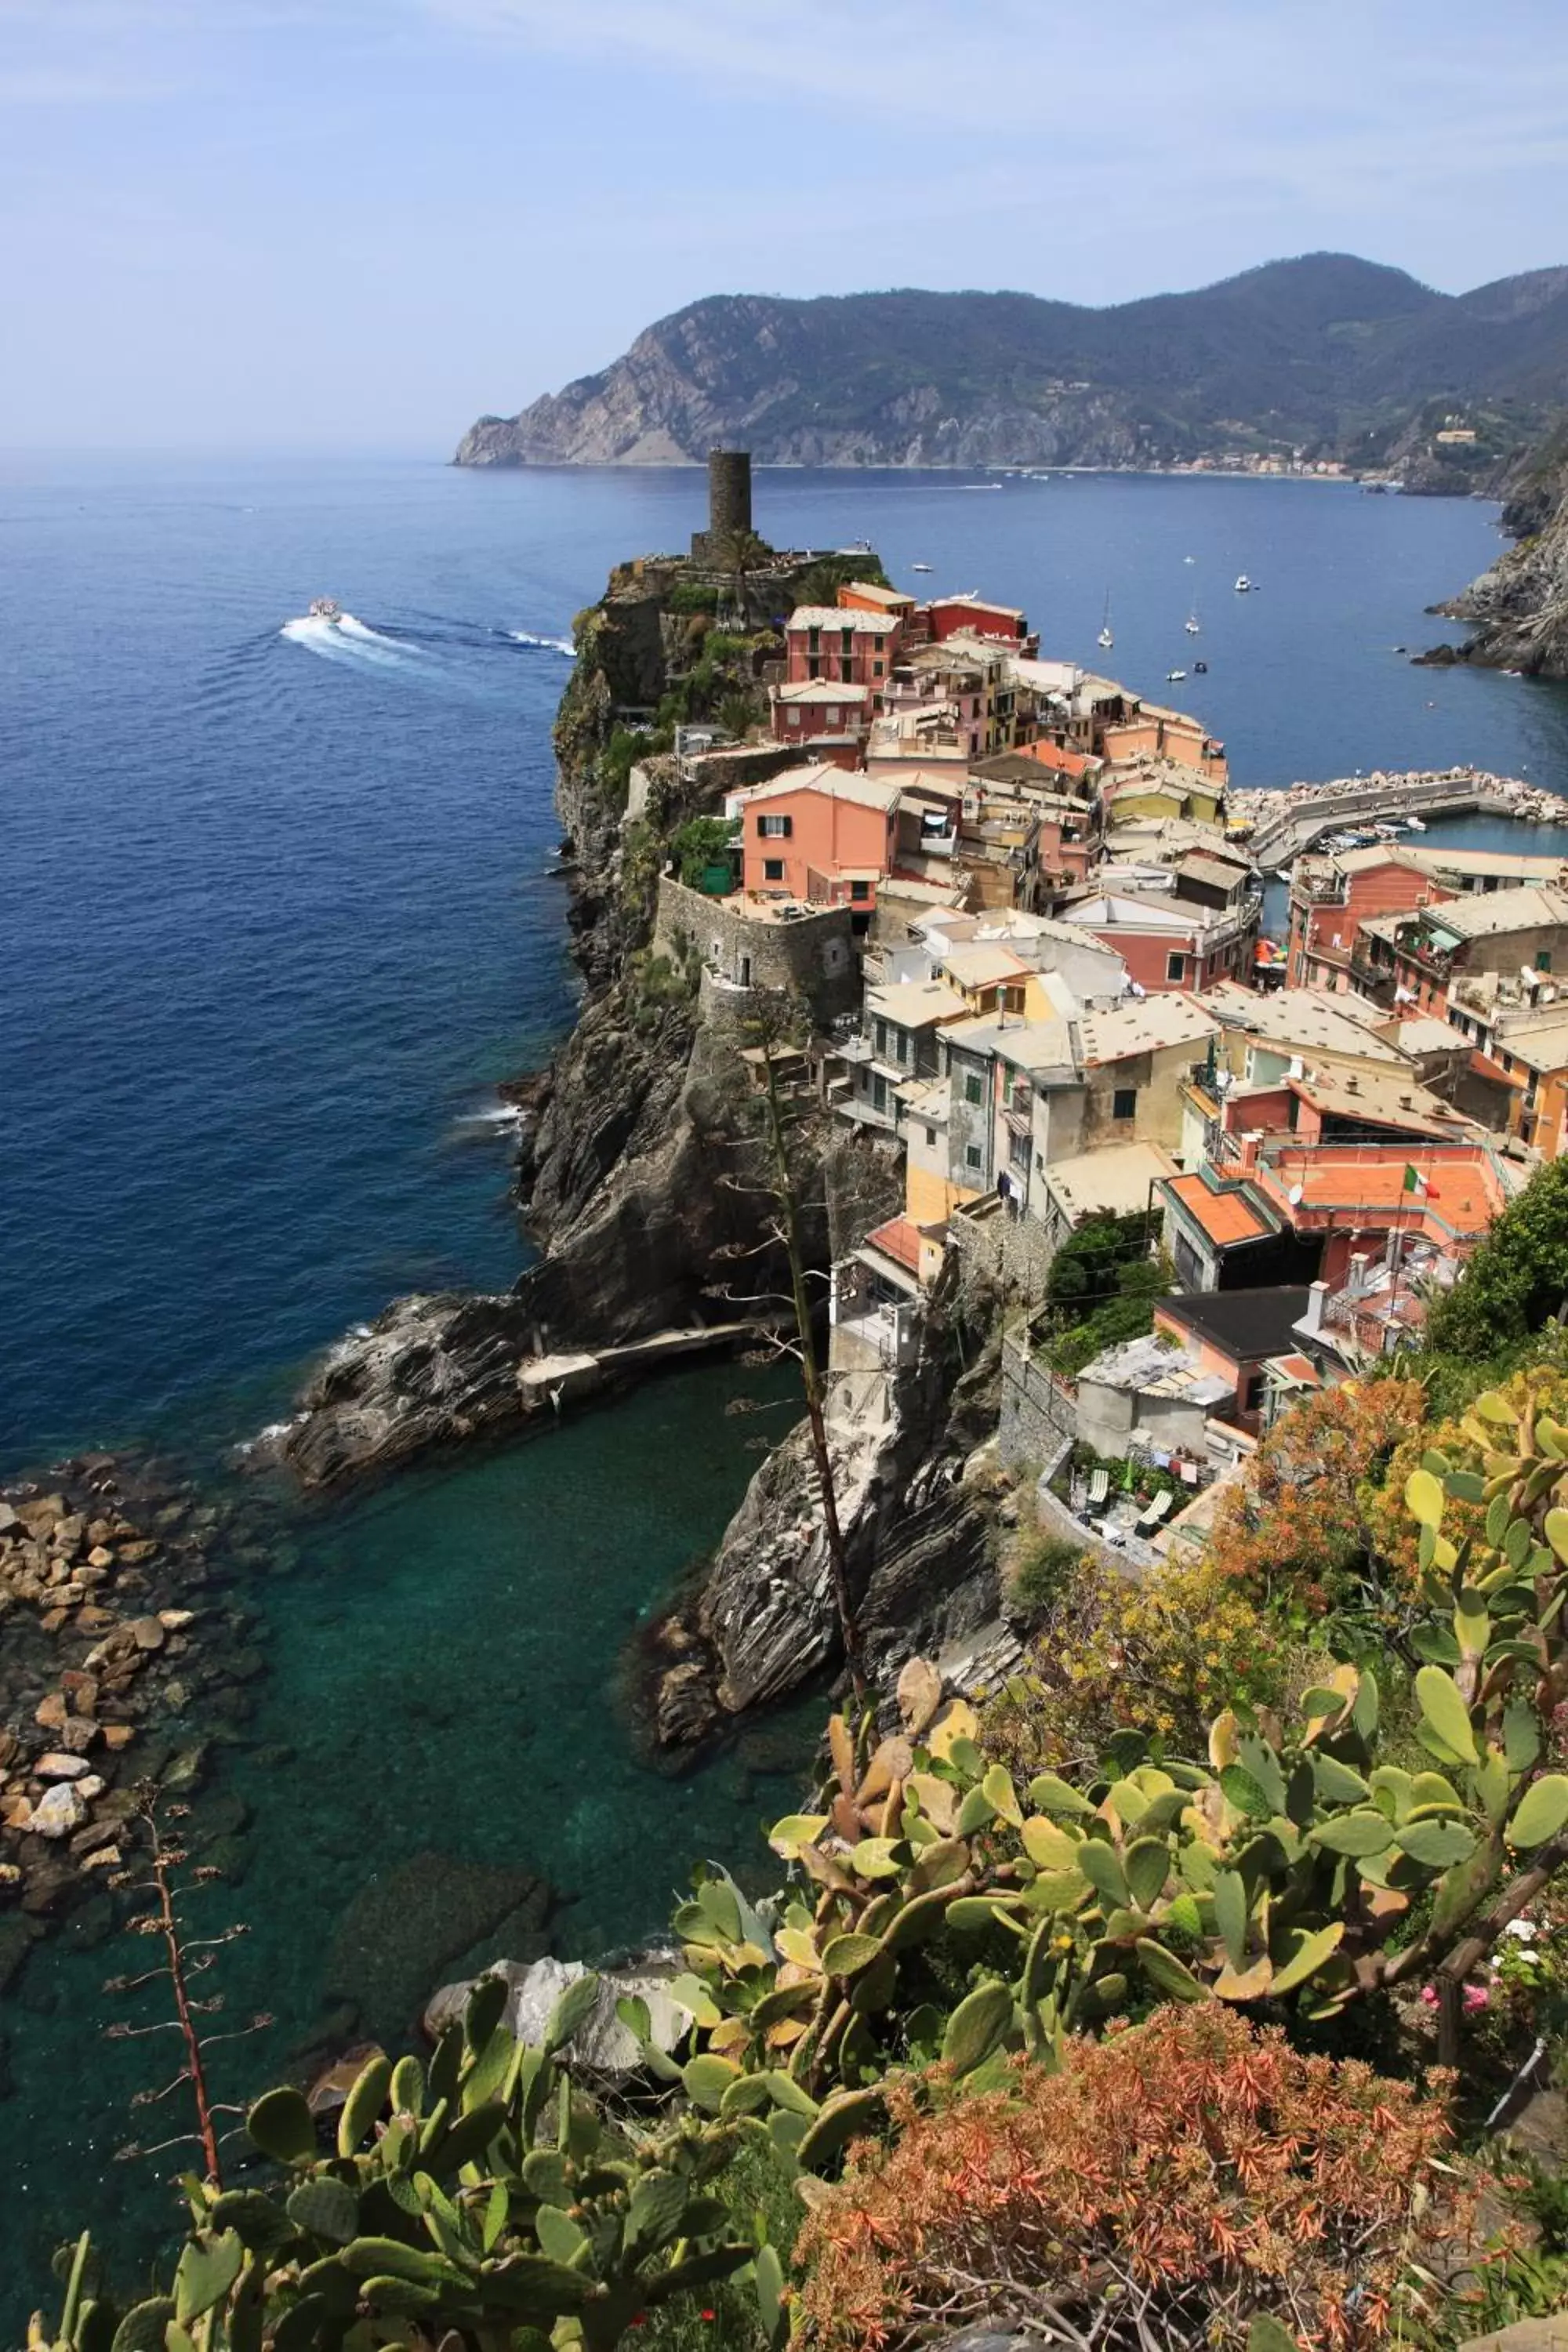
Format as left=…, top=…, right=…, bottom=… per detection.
left=1005, top=1528, right=1082, bottom=1618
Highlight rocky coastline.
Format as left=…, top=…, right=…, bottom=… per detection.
left=1428, top=433, right=1568, bottom=677
left=0, top=1454, right=270, bottom=1983
left=271, top=535, right=1017, bottom=1756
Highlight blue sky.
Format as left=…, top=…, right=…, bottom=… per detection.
left=4, top=0, right=1567, bottom=450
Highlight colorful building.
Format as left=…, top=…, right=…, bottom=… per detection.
left=783, top=607, right=903, bottom=691
left=728, top=764, right=900, bottom=908
left=1052, top=886, right=1261, bottom=993
left=768, top=679, right=871, bottom=746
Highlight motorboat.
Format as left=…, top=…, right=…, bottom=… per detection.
left=1405, top=815, right=1427, bottom=832
left=911, top=561, right=933, bottom=572
left=308, top=597, right=343, bottom=622
left=1167, top=667, right=1187, bottom=681
left=1185, top=609, right=1201, bottom=634
left=1097, top=590, right=1114, bottom=651
left=1192, top=659, right=1209, bottom=673
left=1234, top=575, right=1253, bottom=593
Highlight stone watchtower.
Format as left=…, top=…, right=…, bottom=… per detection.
left=691, top=448, right=752, bottom=562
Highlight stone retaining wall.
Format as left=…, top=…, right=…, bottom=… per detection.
left=655, top=875, right=858, bottom=1023
left=998, top=1328, right=1076, bottom=1468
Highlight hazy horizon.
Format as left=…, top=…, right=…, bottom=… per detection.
left=5, top=0, right=1568, bottom=452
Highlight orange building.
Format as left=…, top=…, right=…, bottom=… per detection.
left=729, top=764, right=900, bottom=909
left=837, top=580, right=916, bottom=625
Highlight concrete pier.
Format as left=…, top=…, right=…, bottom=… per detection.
left=1229, top=768, right=1568, bottom=869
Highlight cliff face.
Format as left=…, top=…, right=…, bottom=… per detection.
left=645, top=1281, right=1008, bottom=1747
left=454, top=257, right=1568, bottom=474
left=1436, top=431, right=1568, bottom=677
left=281, top=547, right=897, bottom=1488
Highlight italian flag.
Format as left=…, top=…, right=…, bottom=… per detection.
left=1403, top=1164, right=1440, bottom=1200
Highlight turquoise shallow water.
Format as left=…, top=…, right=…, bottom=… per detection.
left=7, top=1359, right=816, bottom=2298
left=6, top=456, right=1568, bottom=2317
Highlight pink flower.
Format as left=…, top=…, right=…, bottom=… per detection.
left=1463, top=1983, right=1490, bottom=2013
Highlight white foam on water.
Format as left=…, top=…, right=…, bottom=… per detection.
left=338, top=613, right=424, bottom=651
left=451, top=1101, right=524, bottom=1137
left=507, top=630, right=575, bottom=657
left=280, top=611, right=420, bottom=666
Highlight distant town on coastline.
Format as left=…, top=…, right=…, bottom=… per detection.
left=456, top=252, right=1568, bottom=495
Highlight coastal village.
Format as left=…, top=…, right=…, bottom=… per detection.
left=634, top=454, right=1568, bottom=1575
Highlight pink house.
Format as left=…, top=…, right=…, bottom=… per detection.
left=730, top=764, right=901, bottom=910
left=769, top=679, right=871, bottom=746
left=784, top=607, right=903, bottom=691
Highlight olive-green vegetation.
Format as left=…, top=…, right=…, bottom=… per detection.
left=1425, top=1154, right=1568, bottom=1361
left=1033, top=1210, right=1171, bottom=1374
left=40, top=1346, right=1568, bottom=2348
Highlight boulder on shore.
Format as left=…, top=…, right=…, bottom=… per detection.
left=423, top=1955, right=693, bottom=2080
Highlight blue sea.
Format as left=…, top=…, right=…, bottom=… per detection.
left=4, top=453, right=1568, bottom=2309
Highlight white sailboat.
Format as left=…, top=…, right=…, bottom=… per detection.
left=1097, top=591, right=1114, bottom=651
left=1185, top=607, right=1200, bottom=635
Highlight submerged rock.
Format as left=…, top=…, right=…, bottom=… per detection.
left=326, top=1851, right=554, bottom=2039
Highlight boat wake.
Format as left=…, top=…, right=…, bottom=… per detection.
left=506, top=629, right=575, bottom=658
left=280, top=610, right=426, bottom=667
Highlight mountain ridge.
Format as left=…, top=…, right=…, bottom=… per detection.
left=456, top=252, right=1568, bottom=479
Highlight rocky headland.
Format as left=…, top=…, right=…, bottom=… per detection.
left=275, top=532, right=1018, bottom=1748
left=453, top=256, right=1568, bottom=479
left=1432, top=427, right=1568, bottom=677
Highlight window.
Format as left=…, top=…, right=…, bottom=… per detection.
left=758, top=812, right=792, bottom=837
left=1245, top=1373, right=1268, bottom=1414
left=1112, top=1086, right=1138, bottom=1120
left=873, top=1018, right=887, bottom=1056
left=786, top=708, right=800, bottom=728
left=964, top=1073, right=984, bottom=1105
left=807, top=626, right=821, bottom=651
left=763, top=858, right=784, bottom=882
left=872, top=1074, right=887, bottom=1113
left=1537, top=951, right=1554, bottom=972
left=965, top=1144, right=983, bottom=1171
left=873, top=661, right=884, bottom=678
left=850, top=880, right=870, bottom=902
left=924, top=1124, right=937, bottom=1147
left=1167, top=952, right=1186, bottom=982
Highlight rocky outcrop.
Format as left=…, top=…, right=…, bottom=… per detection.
left=646, top=1293, right=1005, bottom=1744
left=279, top=544, right=902, bottom=1489
left=278, top=1293, right=535, bottom=1488
left=1436, top=445, right=1568, bottom=677
left=424, top=1954, right=693, bottom=2082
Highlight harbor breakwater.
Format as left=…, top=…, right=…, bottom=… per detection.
left=1231, top=766, right=1568, bottom=867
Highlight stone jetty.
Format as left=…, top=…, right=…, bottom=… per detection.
left=1228, top=767, right=1568, bottom=868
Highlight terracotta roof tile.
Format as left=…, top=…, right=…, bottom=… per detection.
left=1165, top=1175, right=1269, bottom=1247
left=866, top=1216, right=923, bottom=1273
